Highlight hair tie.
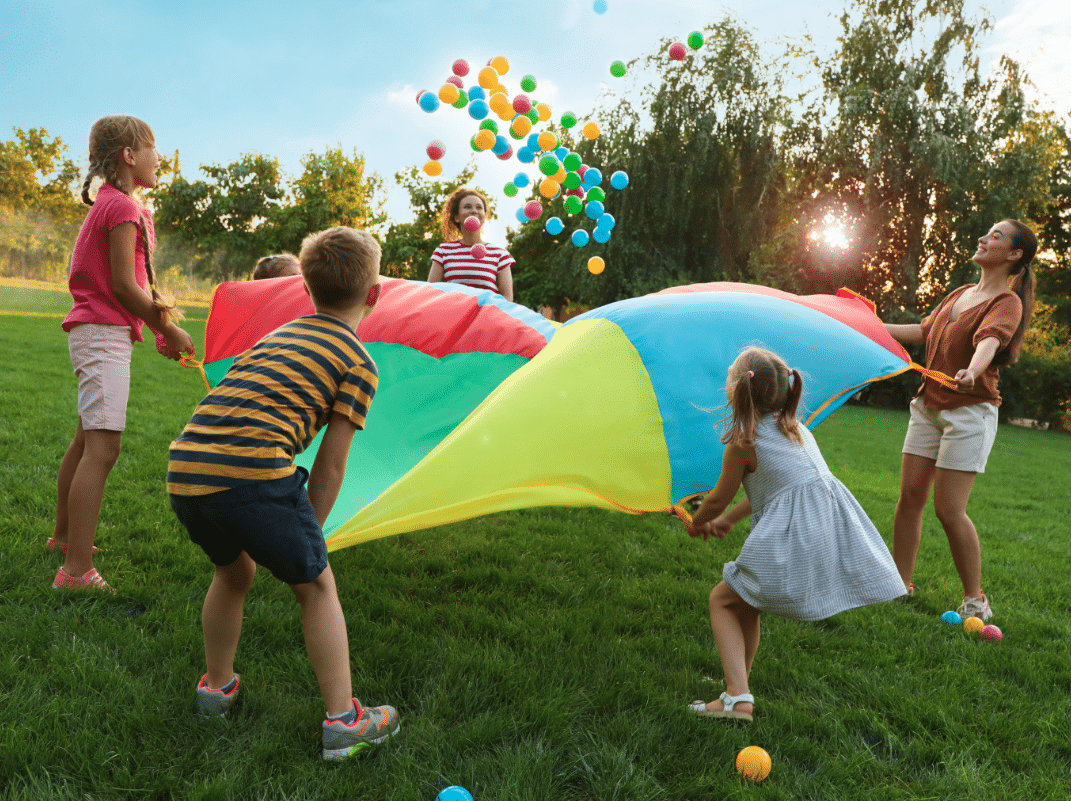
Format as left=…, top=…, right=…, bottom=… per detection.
left=747, top=370, right=754, bottom=377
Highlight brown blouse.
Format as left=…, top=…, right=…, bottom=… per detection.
left=918, top=285, right=1022, bottom=409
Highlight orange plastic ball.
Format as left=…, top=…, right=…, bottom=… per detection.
left=736, top=746, right=772, bottom=782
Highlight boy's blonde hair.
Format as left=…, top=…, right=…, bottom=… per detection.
left=299, top=227, right=381, bottom=308
left=721, top=347, right=803, bottom=446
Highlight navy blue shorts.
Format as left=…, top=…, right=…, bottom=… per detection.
left=170, top=468, right=328, bottom=585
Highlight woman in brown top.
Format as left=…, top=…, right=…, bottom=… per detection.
left=883, top=220, right=1037, bottom=621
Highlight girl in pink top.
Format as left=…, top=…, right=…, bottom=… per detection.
left=51, top=116, right=195, bottom=594
left=427, top=187, right=515, bottom=301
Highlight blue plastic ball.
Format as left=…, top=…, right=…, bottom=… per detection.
left=546, top=216, right=564, bottom=235
left=468, top=86, right=486, bottom=101
left=593, top=227, right=611, bottom=243
left=610, top=170, right=629, bottom=190
left=585, top=200, right=605, bottom=220
left=941, top=610, right=963, bottom=626
left=571, top=229, right=590, bottom=247
left=492, top=135, right=510, bottom=155
left=516, top=207, right=529, bottom=223
left=593, top=0, right=608, bottom=13
left=468, top=100, right=489, bottom=120
left=555, top=146, right=569, bottom=161
left=596, top=212, right=616, bottom=230
left=516, top=146, right=535, bottom=164
left=584, top=167, right=603, bottom=186
left=527, top=133, right=541, bottom=150
left=418, top=91, right=440, bottom=113
left=437, top=787, right=474, bottom=801
left=514, top=172, right=531, bottom=188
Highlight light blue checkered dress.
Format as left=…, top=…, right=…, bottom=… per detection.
left=722, top=414, right=906, bottom=621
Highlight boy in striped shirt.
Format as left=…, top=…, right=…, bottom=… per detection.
left=168, top=227, right=400, bottom=760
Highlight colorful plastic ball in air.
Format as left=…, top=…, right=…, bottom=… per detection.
left=585, top=186, right=606, bottom=203
left=445, top=75, right=464, bottom=89
left=538, top=178, right=560, bottom=199
left=423, top=160, right=442, bottom=177
left=463, top=215, right=482, bottom=233
left=593, top=0, right=608, bottom=13
left=526, top=133, right=541, bottom=150
left=535, top=102, right=552, bottom=121
left=437, top=786, right=474, bottom=801
left=940, top=610, right=963, bottom=626
left=477, top=119, right=499, bottom=135
left=470, top=243, right=487, bottom=259
left=587, top=256, right=605, bottom=274
left=511, top=117, right=533, bottom=138
left=668, top=41, right=687, bottom=60
left=468, top=100, right=489, bottom=120
left=513, top=172, right=531, bottom=188
left=488, top=92, right=510, bottom=115
left=963, top=616, right=985, bottom=634
left=571, top=229, right=590, bottom=247
left=418, top=91, right=440, bottom=113
left=610, top=60, right=627, bottom=78
left=596, top=212, right=616, bottom=230
left=592, top=226, right=611, bottom=244
left=585, top=200, right=605, bottom=220
left=496, top=145, right=514, bottom=161
left=520, top=74, right=537, bottom=92
left=561, top=111, right=578, bottom=128
left=492, top=134, right=510, bottom=155
left=468, top=85, right=486, bottom=101
left=736, top=746, right=772, bottom=782
left=583, top=167, right=603, bottom=186
left=489, top=55, right=510, bottom=74
left=538, top=154, right=562, bottom=176
left=517, top=146, right=535, bottom=164
left=452, top=90, right=469, bottom=109
left=438, top=83, right=460, bottom=104
left=478, top=65, right=499, bottom=88
left=426, top=140, right=446, bottom=161
left=515, top=207, right=528, bottom=223
left=469, top=135, right=480, bottom=153
left=525, top=108, right=540, bottom=124
left=563, top=171, right=582, bottom=190
left=563, top=152, right=583, bottom=172
left=452, top=59, right=470, bottom=77
left=503, top=182, right=519, bottom=197
left=512, top=94, right=532, bottom=114
left=688, top=30, right=704, bottom=49
left=523, top=200, right=543, bottom=220
left=545, top=216, right=564, bottom=235
left=582, top=121, right=600, bottom=140
left=474, top=129, right=496, bottom=151
left=610, top=170, right=629, bottom=190
left=537, top=131, right=559, bottom=152
left=980, top=624, right=1003, bottom=642
left=563, top=195, right=584, bottom=215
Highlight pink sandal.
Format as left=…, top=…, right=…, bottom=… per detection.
left=46, top=538, right=98, bottom=555
left=53, top=566, right=115, bottom=594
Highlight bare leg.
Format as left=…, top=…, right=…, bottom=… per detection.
left=290, top=564, right=353, bottom=718
left=60, top=428, right=122, bottom=577
left=202, top=552, right=257, bottom=689
left=703, top=581, right=757, bottom=716
left=892, top=453, right=936, bottom=591
left=932, top=468, right=982, bottom=599
left=53, top=420, right=87, bottom=546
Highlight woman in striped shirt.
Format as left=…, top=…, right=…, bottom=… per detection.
left=428, top=188, right=515, bottom=301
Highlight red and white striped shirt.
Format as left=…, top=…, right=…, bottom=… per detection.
left=431, top=240, right=516, bottom=294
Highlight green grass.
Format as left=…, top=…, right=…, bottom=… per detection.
left=1, top=295, right=1070, bottom=800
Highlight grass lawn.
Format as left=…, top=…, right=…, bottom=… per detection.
left=1, top=288, right=1069, bottom=800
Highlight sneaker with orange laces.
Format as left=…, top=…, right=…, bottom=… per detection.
left=322, top=699, right=400, bottom=760
left=52, top=566, right=115, bottom=594
left=957, top=592, right=992, bottom=621
left=196, top=673, right=241, bottom=717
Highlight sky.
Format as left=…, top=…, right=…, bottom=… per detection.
left=2, top=0, right=1068, bottom=249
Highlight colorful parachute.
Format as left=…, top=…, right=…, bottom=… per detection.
left=194, top=278, right=945, bottom=551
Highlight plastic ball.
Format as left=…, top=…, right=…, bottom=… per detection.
left=563, top=195, right=583, bottom=214
left=563, top=171, right=582, bottom=190
left=527, top=133, right=542, bottom=150
left=523, top=200, right=543, bottom=220
left=596, top=212, right=616, bottom=230
left=585, top=186, right=606, bottom=202
left=587, top=256, right=605, bottom=274
left=495, top=145, right=514, bottom=161
left=525, top=108, right=540, bottom=124
left=688, top=30, right=704, bottom=50
left=593, top=0, right=608, bottom=13
left=592, top=227, right=611, bottom=244
left=980, top=624, right=1003, bottom=642
left=538, top=154, right=561, bottom=176
left=469, top=135, right=480, bottom=153
left=512, top=94, right=532, bottom=114
left=610, top=170, right=629, bottom=190
left=610, top=60, right=627, bottom=78
left=470, top=243, right=487, bottom=259
left=451, top=90, right=469, bottom=109
left=463, top=215, right=482, bottom=233
left=535, top=102, right=552, bottom=121
left=467, top=85, right=486, bottom=101
left=426, top=140, right=446, bottom=160
left=520, top=75, right=537, bottom=92
left=437, top=787, right=474, bottom=801
left=516, top=146, right=535, bottom=164
left=468, top=100, right=489, bottom=120
left=940, top=610, right=963, bottom=626
left=583, top=167, right=603, bottom=186
left=515, top=207, right=528, bottom=223
left=571, top=229, right=590, bottom=247
left=736, top=746, right=772, bottom=782
left=438, top=84, right=460, bottom=104
left=582, top=121, right=600, bottom=139
left=503, top=182, right=518, bottom=197
left=669, top=42, right=687, bottom=60
left=545, top=216, right=564, bottom=235
left=963, top=616, right=985, bottom=634
left=537, top=131, right=559, bottom=152
left=492, top=134, right=510, bottom=155
left=477, top=119, right=498, bottom=135
left=563, top=153, right=582, bottom=172
left=489, top=55, right=510, bottom=74
left=561, top=111, right=578, bottom=128
left=511, top=116, right=533, bottom=138
left=474, top=129, right=496, bottom=151
left=423, top=160, right=442, bottom=177
left=418, top=91, right=440, bottom=113
left=513, top=172, right=531, bottom=188
left=585, top=200, right=605, bottom=220
left=488, top=92, right=511, bottom=115
left=539, top=178, right=560, bottom=199
left=452, top=59, right=470, bottom=77
left=445, top=75, right=464, bottom=89
left=478, top=65, right=499, bottom=88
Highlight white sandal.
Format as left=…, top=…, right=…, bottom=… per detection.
left=689, top=691, right=754, bottom=721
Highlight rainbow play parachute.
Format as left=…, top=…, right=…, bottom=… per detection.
left=192, top=278, right=947, bottom=550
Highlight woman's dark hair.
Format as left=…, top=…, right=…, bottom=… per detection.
left=992, top=219, right=1037, bottom=367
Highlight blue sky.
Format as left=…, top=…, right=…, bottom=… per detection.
left=3, top=0, right=1068, bottom=247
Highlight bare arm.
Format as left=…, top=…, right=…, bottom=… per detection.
left=497, top=266, right=514, bottom=302
left=687, top=442, right=754, bottom=540
left=306, top=414, right=359, bottom=527
left=428, top=261, right=444, bottom=283
left=954, top=336, right=1001, bottom=392
left=884, top=322, right=924, bottom=344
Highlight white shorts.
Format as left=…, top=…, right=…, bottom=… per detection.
left=902, top=397, right=998, bottom=473
left=68, top=323, right=133, bottom=432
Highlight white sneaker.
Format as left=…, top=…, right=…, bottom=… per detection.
left=957, top=593, right=992, bottom=621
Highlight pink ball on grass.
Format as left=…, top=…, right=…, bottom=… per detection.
left=470, top=243, right=487, bottom=259
left=668, top=42, right=687, bottom=60
left=523, top=200, right=543, bottom=220
left=463, top=215, right=482, bottom=232
left=980, top=624, right=1003, bottom=642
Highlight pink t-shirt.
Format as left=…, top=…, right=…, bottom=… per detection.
left=62, top=183, right=154, bottom=343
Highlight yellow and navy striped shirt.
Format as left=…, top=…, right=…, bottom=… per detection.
left=167, top=314, right=377, bottom=496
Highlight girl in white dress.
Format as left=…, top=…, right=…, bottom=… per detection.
left=686, top=347, right=905, bottom=722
